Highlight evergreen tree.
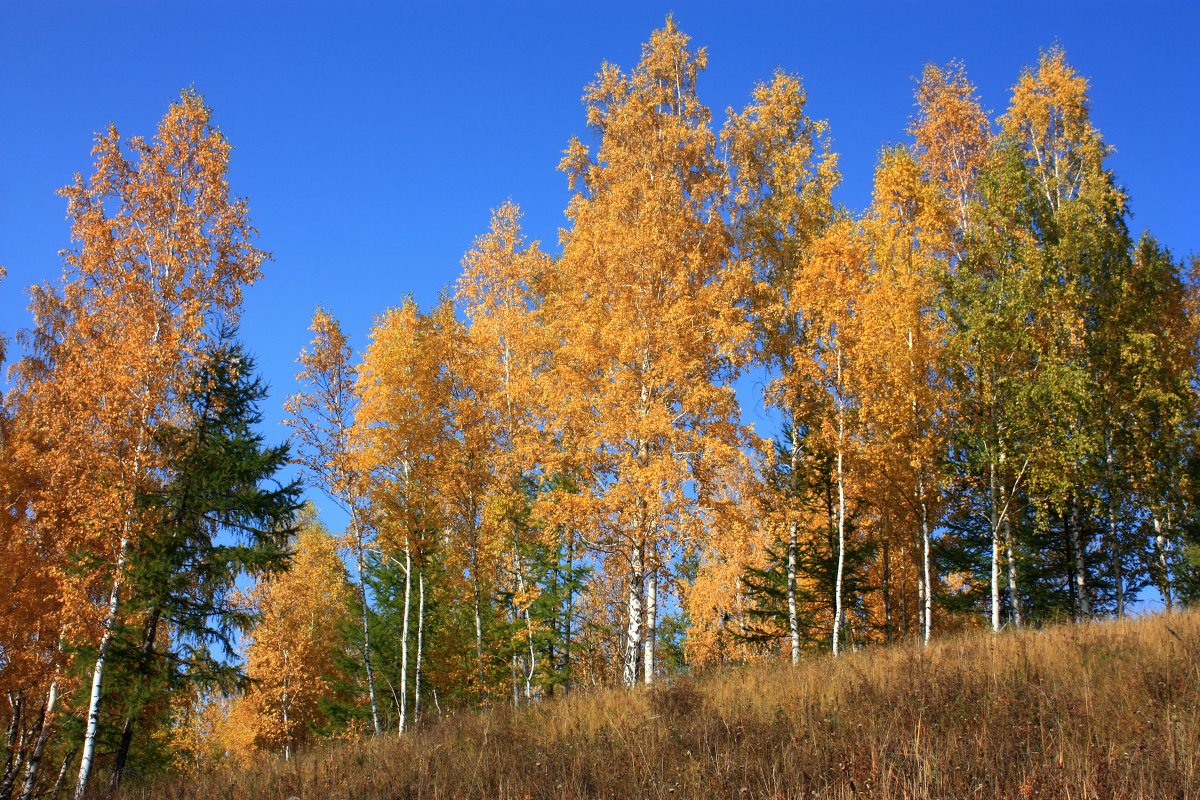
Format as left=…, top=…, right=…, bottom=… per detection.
left=106, top=335, right=301, bottom=785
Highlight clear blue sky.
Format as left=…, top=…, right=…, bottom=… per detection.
left=2, top=1, right=1198, bottom=523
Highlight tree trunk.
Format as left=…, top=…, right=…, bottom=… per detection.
left=1153, top=517, right=1174, bottom=612
left=642, top=561, right=657, bottom=685
left=563, top=535, right=574, bottom=695
left=998, top=449, right=1022, bottom=629
left=1004, top=513, right=1021, bottom=629
left=281, top=654, right=291, bottom=761
left=75, top=532, right=131, bottom=800
left=110, top=606, right=164, bottom=789
left=50, top=750, right=74, bottom=800
left=988, top=457, right=1001, bottom=632
left=415, top=566, right=424, bottom=723
left=17, top=681, right=56, bottom=800
left=1069, top=495, right=1089, bottom=620
left=0, top=694, right=23, bottom=800
left=399, top=545, right=412, bottom=734
left=470, top=536, right=486, bottom=704
left=356, top=536, right=381, bottom=735
left=1105, top=438, right=1124, bottom=618
left=512, top=537, right=536, bottom=702
left=920, top=489, right=932, bottom=646
left=881, top=537, right=892, bottom=645
left=787, top=417, right=801, bottom=665
left=622, top=540, right=644, bottom=686
left=787, top=519, right=801, bottom=664
left=832, top=348, right=846, bottom=658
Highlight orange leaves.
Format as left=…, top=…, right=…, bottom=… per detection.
left=221, top=516, right=351, bottom=761
left=285, top=308, right=364, bottom=525
left=353, top=297, right=457, bottom=556
left=910, top=61, right=991, bottom=233
left=1001, top=47, right=1111, bottom=211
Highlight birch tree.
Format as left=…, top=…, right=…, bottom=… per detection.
left=723, top=70, right=839, bottom=664
left=284, top=309, right=382, bottom=732
left=550, top=18, right=754, bottom=686
left=5, top=90, right=266, bottom=798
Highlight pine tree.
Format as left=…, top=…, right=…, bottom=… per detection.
left=105, top=335, right=300, bottom=786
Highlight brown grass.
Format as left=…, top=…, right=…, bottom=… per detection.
left=124, top=611, right=1200, bottom=799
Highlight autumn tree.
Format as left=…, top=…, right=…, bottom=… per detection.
left=858, top=146, right=954, bottom=645
left=455, top=203, right=556, bottom=702
left=1, top=90, right=267, bottom=799
left=549, top=18, right=754, bottom=686
left=353, top=298, right=457, bottom=728
left=284, top=309, right=382, bottom=732
left=723, top=70, right=839, bottom=663
left=220, top=513, right=352, bottom=762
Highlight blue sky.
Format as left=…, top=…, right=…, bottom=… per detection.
left=2, top=1, right=1198, bottom=529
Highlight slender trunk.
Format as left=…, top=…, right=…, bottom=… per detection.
left=414, top=566, right=424, bottom=723
left=1105, top=440, right=1124, bottom=617
left=919, top=479, right=931, bottom=647
left=916, top=534, right=925, bottom=643
left=399, top=545, right=412, bottom=734
left=563, top=534, right=574, bottom=695
left=642, top=561, right=657, bottom=685
left=1153, top=517, right=1173, bottom=612
left=882, top=537, right=892, bottom=645
left=510, top=644, right=519, bottom=706
left=907, top=328, right=932, bottom=646
left=1110, top=507, right=1124, bottom=618
left=110, top=720, right=134, bottom=791
left=1, top=694, right=23, bottom=800
left=999, top=449, right=1022, bottom=629
left=622, top=540, right=644, bottom=686
left=281, top=653, right=291, bottom=761
left=50, top=750, right=75, bottom=800
left=1004, top=514, right=1021, bottom=629
left=1064, top=508, right=1078, bottom=617
left=471, top=541, right=486, bottom=704
left=787, top=417, right=801, bottom=665
left=832, top=348, right=846, bottom=658
left=75, top=532, right=131, bottom=800
left=1069, top=495, right=1089, bottom=620
left=511, top=531, right=536, bottom=702
left=356, top=537, right=381, bottom=735
left=17, top=681, right=57, bottom=800
left=988, top=456, right=1001, bottom=632
left=787, top=519, right=801, bottom=664
left=110, top=606, right=163, bottom=789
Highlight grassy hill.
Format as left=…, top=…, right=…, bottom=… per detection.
left=128, top=611, right=1199, bottom=799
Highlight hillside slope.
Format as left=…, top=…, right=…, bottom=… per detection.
left=130, top=612, right=1200, bottom=800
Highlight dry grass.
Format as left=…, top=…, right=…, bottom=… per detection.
left=123, top=611, right=1200, bottom=799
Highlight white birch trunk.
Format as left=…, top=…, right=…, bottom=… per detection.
left=74, top=532, right=130, bottom=800
left=989, top=457, right=1001, bottom=633
left=832, top=347, right=846, bottom=658
left=787, top=519, right=800, bottom=665
left=17, top=681, right=57, bottom=800
left=50, top=750, right=74, bottom=800
left=471, top=550, right=486, bottom=702
left=622, top=541, right=644, bottom=686
left=919, top=482, right=931, bottom=647
left=1069, top=498, right=1089, bottom=620
left=355, top=532, right=381, bottom=735
left=415, top=567, right=424, bottom=722
left=1153, top=517, right=1173, bottom=612
left=787, top=418, right=801, bottom=665
left=281, top=653, right=291, bottom=761
left=642, top=562, right=657, bottom=685
left=399, top=545, right=412, bottom=734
